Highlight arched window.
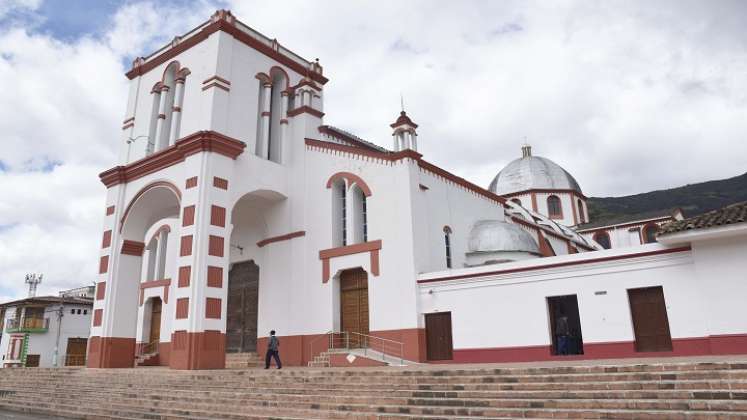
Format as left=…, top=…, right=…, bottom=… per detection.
left=147, top=62, right=188, bottom=156
left=332, top=180, right=347, bottom=247
left=443, top=226, right=453, bottom=269
left=511, top=198, right=522, bottom=206
left=268, top=69, right=287, bottom=163
left=351, top=185, right=367, bottom=243
left=593, top=231, right=611, bottom=250
left=547, top=195, right=562, bottom=218
left=643, top=223, right=659, bottom=244
left=578, top=199, right=585, bottom=224
left=145, top=228, right=169, bottom=281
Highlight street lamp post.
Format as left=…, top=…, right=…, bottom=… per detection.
left=124, top=135, right=150, bottom=163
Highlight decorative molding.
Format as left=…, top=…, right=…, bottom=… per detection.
left=201, top=82, right=230, bottom=92
left=95, top=282, right=106, bottom=300
left=417, top=246, right=692, bottom=285
left=256, top=230, right=305, bottom=248
left=287, top=106, right=324, bottom=118
left=210, top=205, right=226, bottom=227
left=178, top=266, right=191, bottom=288
left=139, top=278, right=171, bottom=305
left=180, top=235, right=193, bottom=256
left=119, top=181, right=182, bottom=233
left=213, top=177, right=228, bottom=190
left=325, top=172, right=372, bottom=197
left=125, top=17, right=328, bottom=85
left=319, top=240, right=382, bottom=283
left=100, top=131, right=246, bottom=188
left=182, top=206, right=195, bottom=227
left=202, top=75, right=231, bottom=86
left=185, top=177, right=198, bottom=189
left=98, top=255, right=109, bottom=274
left=207, top=266, right=223, bottom=288
left=208, top=235, right=224, bottom=257
left=101, top=230, right=112, bottom=249
left=504, top=188, right=588, bottom=201
left=121, top=240, right=145, bottom=256
left=106, top=205, right=115, bottom=216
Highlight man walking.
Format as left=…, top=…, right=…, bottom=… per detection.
left=265, top=330, right=282, bottom=369
left=556, top=313, right=570, bottom=355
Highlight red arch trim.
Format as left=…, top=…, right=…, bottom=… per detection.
left=269, top=66, right=290, bottom=89
left=325, top=172, right=372, bottom=197
left=145, top=224, right=172, bottom=246
left=119, top=181, right=182, bottom=233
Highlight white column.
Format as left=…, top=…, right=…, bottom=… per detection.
left=155, top=85, right=170, bottom=151
left=345, top=184, right=355, bottom=245
left=392, top=135, right=399, bottom=151
left=411, top=133, right=418, bottom=151
left=168, top=80, right=185, bottom=146
left=279, top=91, right=289, bottom=164
left=258, top=83, right=272, bottom=159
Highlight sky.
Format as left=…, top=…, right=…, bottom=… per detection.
left=0, top=0, right=745, bottom=300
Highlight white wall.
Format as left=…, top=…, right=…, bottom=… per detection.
left=418, top=244, right=710, bottom=350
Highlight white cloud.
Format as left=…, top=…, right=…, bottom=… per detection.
left=1, top=0, right=746, bottom=299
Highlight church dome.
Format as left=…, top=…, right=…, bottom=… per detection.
left=488, top=145, right=581, bottom=196
left=468, top=220, right=540, bottom=254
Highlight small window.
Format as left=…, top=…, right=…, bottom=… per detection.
left=443, top=226, right=453, bottom=269
left=83, top=310, right=88, bottom=315
left=593, top=231, right=611, bottom=249
left=70, top=309, right=75, bottom=315
left=547, top=195, right=562, bottom=218
left=577, top=199, right=585, bottom=224
left=643, top=224, right=659, bottom=244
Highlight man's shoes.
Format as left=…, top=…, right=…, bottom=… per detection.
left=277, top=367, right=282, bottom=369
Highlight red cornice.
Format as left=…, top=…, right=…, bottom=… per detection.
left=99, top=131, right=246, bottom=188
left=126, top=19, right=328, bottom=85
left=319, top=240, right=382, bottom=260
left=304, top=138, right=503, bottom=206
left=121, top=240, right=145, bottom=256
left=287, top=106, right=324, bottom=118
left=256, top=230, right=305, bottom=248
left=418, top=246, right=692, bottom=284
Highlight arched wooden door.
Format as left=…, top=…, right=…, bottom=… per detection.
left=340, top=268, right=369, bottom=347
left=227, top=261, right=259, bottom=352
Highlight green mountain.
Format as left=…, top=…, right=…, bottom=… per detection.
left=587, top=172, right=747, bottom=224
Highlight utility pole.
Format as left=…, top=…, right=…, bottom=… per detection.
left=51, top=298, right=63, bottom=367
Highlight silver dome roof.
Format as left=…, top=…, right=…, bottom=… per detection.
left=488, top=146, right=581, bottom=195
left=468, top=220, right=540, bottom=254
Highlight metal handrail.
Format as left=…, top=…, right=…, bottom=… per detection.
left=307, top=331, right=333, bottom=364
left=312, top=331, right=406, bottom=366
left=136, top=340, right=159, bottom=358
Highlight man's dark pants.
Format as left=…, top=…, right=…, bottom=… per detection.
left=265, top=350, right=282, bottom=368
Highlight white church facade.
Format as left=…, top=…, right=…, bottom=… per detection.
left=88, top=10, right=747, bottom=369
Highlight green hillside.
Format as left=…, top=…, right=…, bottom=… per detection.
left=587, top=172, right=747, bottom=223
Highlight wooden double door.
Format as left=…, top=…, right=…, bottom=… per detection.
left=628, top=286, right=673, bottom=352
left=340, top=268, right=369, bottom=347
left=149, top=298, right=162, bottom=345
left=227, top=261, right=260, bottom=353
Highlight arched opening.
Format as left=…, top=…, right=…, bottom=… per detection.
left=105, top=182, right=180, bottom=367
left=229, top=189, right=286, bottom=354
left=268, top=68, right=287, bottom=163
left=642, top=223, right=659, bottom=244
left=156, top=62, right=179, bottom=151
left=578, top=199, right=586, bottom=224
left=593, top=231, right=612, bottom=250
left=443, top=226, right=453, bottom=269
left=547, top=195, right=563, bottom=218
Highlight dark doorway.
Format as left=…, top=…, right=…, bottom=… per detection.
left=425, top=312, right=453, bottom=361
left=628, top=286, right=673, bottom=352
left=65, top=338, right=88, bottom=366
left=340, top=268, right=369, bottom=347
left=547, top=295, right=584, bottom=355
left=25, top=354, right=40, bottom=367
left=148, top=297, right=162, bottom=345
left=227, top=260, right=259, bottom=352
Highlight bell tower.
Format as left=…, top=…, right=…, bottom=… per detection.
left=390, top=110, right=418, bottom=152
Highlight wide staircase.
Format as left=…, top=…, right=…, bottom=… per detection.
left=0, top=359, right=746, bottom=419
left=226, top=352, right=262, bottom=369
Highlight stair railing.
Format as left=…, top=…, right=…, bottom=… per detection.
left=348, top=332, right=404, bottom=365
left=307, top=331, right=333, bottom=365
left=135, top=340, right=159, bottom=359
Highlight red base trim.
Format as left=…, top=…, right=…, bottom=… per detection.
left=432, top=334, right=747, bottom=364
left=86, top=336, right=136, bottom=368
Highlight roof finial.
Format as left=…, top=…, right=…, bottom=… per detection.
left=400, top=93, right=405, bottom=113
left=521, top=141, right=532, bottom=158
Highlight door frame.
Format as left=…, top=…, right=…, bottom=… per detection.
left=425, top=311, right=454, bottom=361
left=627, top=286, right=673, bottom=352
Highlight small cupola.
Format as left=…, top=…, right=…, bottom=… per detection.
left=390, top=110, right=418, bottom=152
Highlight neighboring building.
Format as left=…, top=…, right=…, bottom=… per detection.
left=576, top=208, right=684, bottom=249
left=88, top=10, right=747, bottom=370
left=0, top=294, right=93, bottom=368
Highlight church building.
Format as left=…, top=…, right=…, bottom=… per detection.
left=88, top=10, right=747, bottom=369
